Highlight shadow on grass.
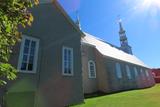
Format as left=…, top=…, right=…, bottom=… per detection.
left=84, top=86, right=154, bottom=99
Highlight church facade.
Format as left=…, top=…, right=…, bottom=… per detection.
left=0, top=0, right=155, bottom=107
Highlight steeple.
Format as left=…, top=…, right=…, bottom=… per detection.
left=118, top=19, right=133, bottom=55
left=119, top=19, right=125, bottom=33
left=75, top=11, right=81, bottom=30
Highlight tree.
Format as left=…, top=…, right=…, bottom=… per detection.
left=0, top=0, right=39, bottom=85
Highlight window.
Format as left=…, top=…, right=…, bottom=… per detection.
left=141, top=68, right=145, bottom=79
left=140, top=68, right=143, bottom=74
left=145, top=70, right=149, bottom=77
left=126, top=65, right=132, bottom=79
left=62, top=46, right=73, bottom=76
left=115, top=63, right=122, bottom=79
left=88, top=60, right=96, bottom=78
left=152, top=72, right=156, bottom=77
left=18, top=35, right=39, bottom=73
left=134, top=67, right=138, bottom=77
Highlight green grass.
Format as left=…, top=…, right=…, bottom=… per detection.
left=73, top=84, right=160, bottom=107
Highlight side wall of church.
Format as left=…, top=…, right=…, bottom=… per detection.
left=82, top=44, right=155, bottom=94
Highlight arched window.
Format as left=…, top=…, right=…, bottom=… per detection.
left=88, top=60, right=96, bottom=78
left=134, top=67, right=138, bottom=77
left=126, top=65, right=132, bottom=79
left=115, top=63, right=122, bottom=79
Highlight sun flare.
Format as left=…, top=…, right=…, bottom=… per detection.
left=129, top=0, right=160, bottom=16
left=142, top=0, right=160, bottom=8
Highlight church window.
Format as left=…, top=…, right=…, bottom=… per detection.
left=88, top=60, right=96, bottom=78
left=145, top=69, right=149, bottom=77
left=62, top=46, right=74, bottom=76
left=126, top=65, right=132, bottom=79
left=18, top=35, right=39, bottom=73
left=115, top=63, right=122, bottom=79
left=134, top=67, right=138, bottom=77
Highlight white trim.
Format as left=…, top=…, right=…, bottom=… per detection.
left=88, top=60, right=96, bottom=79
left=62, top=46, right=74, bottom=76
left=17, top=35, right=39, bottom=73
left=115, top=62, right=122, bottom=79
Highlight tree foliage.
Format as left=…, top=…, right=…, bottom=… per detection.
left=0, top=0, right=38, bottom=85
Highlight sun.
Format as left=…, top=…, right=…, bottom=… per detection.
left=128, top=0, right=160, bottom=16
left=142, top=0, right=160, bottom=9
left=123, top=0, right=160, bottom=29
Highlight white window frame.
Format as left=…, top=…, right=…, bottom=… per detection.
left=126, top=65, right=132, bottom=79
left=62, top=46, right=74, bottom=76
left=115, top=63, right=122, bottom=79
left=18, top=35, right=39, bottom=73
left=88, top=60, right=96, bottom=79
left=134, top=67, right=138, bottom=78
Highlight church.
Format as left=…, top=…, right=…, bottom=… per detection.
left=81, top=20, right=155, bottom=94
left=0, top=0, right=155, bottom=107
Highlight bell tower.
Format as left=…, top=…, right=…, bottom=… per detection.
left=118, top=19, right=133, bottom=55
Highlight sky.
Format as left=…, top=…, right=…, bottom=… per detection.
left=58, top=0, right=160, bottom=68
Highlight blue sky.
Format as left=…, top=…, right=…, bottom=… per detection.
left=58, top=0, right=160, bottom=68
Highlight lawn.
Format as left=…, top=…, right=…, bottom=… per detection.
left=72, top=84, right=160, bottom=107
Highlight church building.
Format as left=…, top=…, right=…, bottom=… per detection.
left=81, top=20, right=155, bottom=94
left=0, top=0, right=155, bottom=107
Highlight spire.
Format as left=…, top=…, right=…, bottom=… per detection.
left=117, top=18, right=133, bottom=55
left=118, top=18, right=125, bottom=34
left=75, top=11, right=81, bottom=30
left=119, top=19, right=124, bottom=32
